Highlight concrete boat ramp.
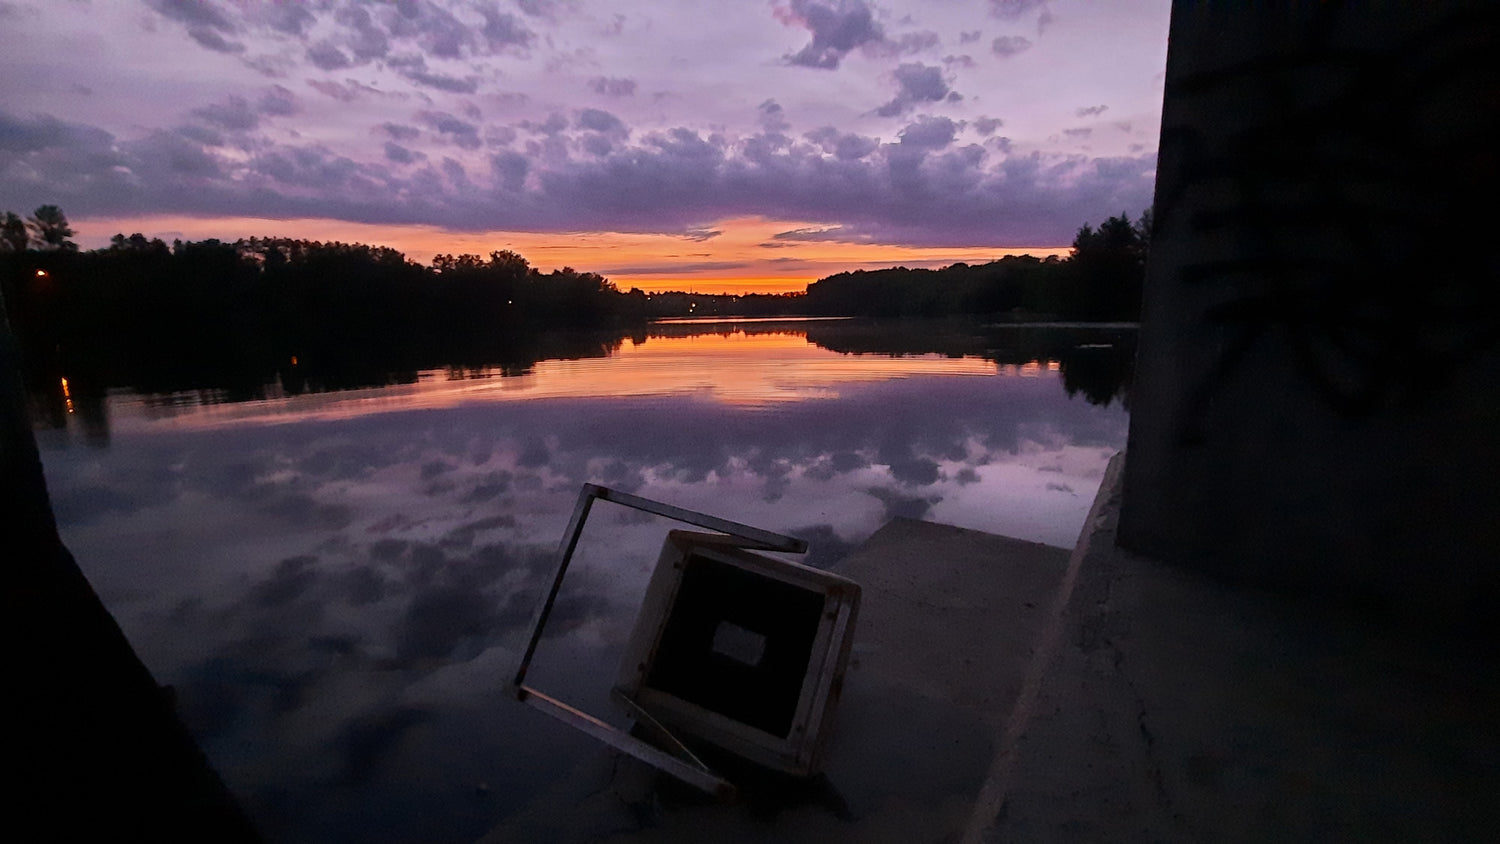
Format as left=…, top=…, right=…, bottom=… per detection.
left=482, top=455, right=1500, bottom=842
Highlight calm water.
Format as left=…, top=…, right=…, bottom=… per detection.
left=35, top=319, right=1130, bottom=843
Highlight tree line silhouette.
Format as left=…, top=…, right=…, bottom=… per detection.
left=2, top=204, right=1146, bottom=407
left=630, top=212, right=1150, bottom=322
left=1, top=208, right=639, bottom=403
left=804, top=211, right=1149, bottom=319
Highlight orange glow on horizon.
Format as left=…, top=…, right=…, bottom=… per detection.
left=637, top=278, right=811, bottom=295
left=75, top=214, right=1071, bottom=295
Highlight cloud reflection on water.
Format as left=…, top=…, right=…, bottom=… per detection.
left=36, top=332, right=1126, bottom=843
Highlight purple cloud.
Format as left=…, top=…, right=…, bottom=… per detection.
left=873, top=30, right=941, bottom=58
left=522, top=113, right=569, bottom=136
left=308, top=79, right=390, bottom=103
left=475, top=3, right=535, bottom=50
left=191, top=96, right=259, bottom=132
left=780, top=0, right=885, bottom=69
left=258, top=86, right=299, bottom=117
left=772, top=227, right=853, bottom=245
left=175, top=124, right=224, bottom=147
left=805, top=127, right=879, bottom=161
left=989, top=0, right=1048, bottom=20
left=759, top=100, right=791, bottom=133
left=876, top=63, right=953, bottom=117
left=898, top=116, right=958, bottom=150
left=386, top=2, right=469, bottom=60
left=576, top=108, right=626, bottom=135
left=387, top=53, right=479, bottom=93
left=406, top=69, right=479, bottom=94
left=307, top=41, right=355, bottom=71
left=490, top=151, right=529, bottom=192
left=588, top=76, right=637, bottom=97
left=991, top=35, right=1032, bottom=57
left=144, top=0, right=544, bottom=79
left=125, top=128, right=226, bottom=180
left=188, top=26, right=245, bottom=54
left=419, top=111, right=482, bottom=149
left=0, top=110, right=115, bottom=155
left=258, top=2, right=315, bottom=36
left=515, top=0, right=560, bottom=18
left=333, top=5, right=391, bottom=61
left=0, top=90, right=1157, bottom=249
left=578, top=133, right=612, bottom=156
left=384, top=141, right=423, bottom=164
left=144, top=0, right=247, bottom=53
left=441, top=157, right=470, bottom=187
left=253, top=144, right=364, bottom=191
left=146, top=0, right=236, bottom=32
left=382, top=123, right=422, bottom=142
left=486, top=125, right=518, bottom=146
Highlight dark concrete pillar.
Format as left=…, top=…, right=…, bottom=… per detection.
left=1118, top=2, right=1500, bottom=629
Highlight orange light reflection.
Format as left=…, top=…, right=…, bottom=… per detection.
left=112, top=330, right=1051, bottom=432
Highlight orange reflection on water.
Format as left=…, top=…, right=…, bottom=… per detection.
left=587, top=329, right=999, bottom=406
left=996, top=360, right=1060, bottom=378
left=415, top=329, right=999, bottom=411
left=117, top=325, right=1024, bottom=431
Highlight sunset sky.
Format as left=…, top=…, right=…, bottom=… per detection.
left=1, top=0, right=1170, bottom=293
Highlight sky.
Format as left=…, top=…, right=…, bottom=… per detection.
left=0, top=0, right=1170, bottom=292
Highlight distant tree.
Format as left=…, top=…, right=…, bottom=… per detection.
left=431, top=253, right=489, bottom=273
left=1134, top=207, right=1153, bottom=247
left=1066, top=211, right=1150, bottom=319
left=109, top=232, right=158, bottom=252
left=487, top=250, right=530, bottom=277
left=1072, top=212, right=1146, bottom=258
left=1, top=211, right=28, bottom=252
left=27, top=205, right=77, bottom=252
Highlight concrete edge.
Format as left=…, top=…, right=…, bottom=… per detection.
left=959, top=450, right=1127, bottom=843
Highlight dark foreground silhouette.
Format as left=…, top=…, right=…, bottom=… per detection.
left=3, top=292, right=261, bottom=839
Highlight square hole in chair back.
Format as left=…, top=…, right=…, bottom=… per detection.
left=646, top=553, right=827, bottom=739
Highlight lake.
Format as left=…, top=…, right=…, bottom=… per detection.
left=33, top=318, right=1132, bottom=843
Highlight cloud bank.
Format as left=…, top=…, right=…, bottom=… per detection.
left=0, top=104, right=1154, bottom=247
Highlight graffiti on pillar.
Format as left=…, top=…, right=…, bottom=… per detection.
left=1154, top=5, right=1499, bottom=433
